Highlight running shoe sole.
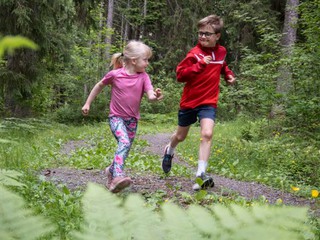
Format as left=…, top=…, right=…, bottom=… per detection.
left=162, top=146, right=173, bottom=174
left=110, top=177, right=132, bottom=193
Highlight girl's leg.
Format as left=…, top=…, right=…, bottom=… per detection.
left=109, top=116, right=137, bottom=177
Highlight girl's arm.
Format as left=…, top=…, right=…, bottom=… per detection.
left=146, top=88, right=163, bottom=102
left=81, top=80, right=106, bottom=115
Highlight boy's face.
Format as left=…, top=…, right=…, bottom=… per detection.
left=198, top=25, right=220, bottom=48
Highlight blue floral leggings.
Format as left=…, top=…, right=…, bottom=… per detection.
left=108, top=116, right=138, bottom=177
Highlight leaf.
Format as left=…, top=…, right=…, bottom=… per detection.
left=71, top=184, right=313, bottom=240
left=0, top=185, right=54, bottom=239
left=0, top=139, right=18, bottom=144
left=187, top=205, right=220, bottom=238
left=123, top=194, right=163, bottom=240
left=0, top=169, right=25, bottom=187
left=72, top=183, right=124, bottom=240
left=161, top=203, right=200, bottom=239
left=0, top=36, right=38, bottom=58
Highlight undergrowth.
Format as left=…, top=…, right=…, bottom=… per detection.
left=0, top=116, right=319, bottom=239
left=0, top=179, right=316, bottom=240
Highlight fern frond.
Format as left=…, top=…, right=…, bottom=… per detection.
left=0, top=185, right=54, bottom=240
left=72, top=183, right=314, bottom=240
left=123, top=194, right=163, bottom=240
left=210, top=204, right=312, bottom=240
left=0, top=169, right=25, bottom=187
left=0, top=138, right=17, bottom=144
left=161, top=203, right=202, bottom=239
left=187, top=205, right=221, bottom=237
left=72, top=183, right=127, bottom=240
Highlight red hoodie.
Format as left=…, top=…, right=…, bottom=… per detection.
left=176, top=43, right=234, bottom=109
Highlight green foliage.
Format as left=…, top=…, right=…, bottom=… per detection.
left=75, top=183, right=313, bottom=240
left=0, top=35, right=38, bottom=58
left=20, top=175, right=83, bottom=239
left=221, top=19, right=282, bottom=120
left=0, top=118, right=75, bottom=170
left=179, top=117, right=320, bottom=196
left=0, top=169, right=25, bottom=187
left=280, top=0, right=320, bottom=137
left=0, top=117, right=319, bottom=239
left=1, top=182, right=313, bottom=240
left=0, top=0, right=77, bottom=117
left=0, top=185, right=55, bottom=239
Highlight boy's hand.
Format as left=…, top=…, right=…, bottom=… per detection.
left=155, top=88, right=163, bottom=100
left=203, top=56, right=212, bottom=64
left=226, top=75, right=236, bottom=85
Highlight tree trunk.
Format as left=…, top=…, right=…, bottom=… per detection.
left=140, top=0, right=147, bottom=39
left=272, top=0, right=299, bottom=117
left=124, top=0, right=131, bottom=41
left=105, top=0, right=114, bottom=63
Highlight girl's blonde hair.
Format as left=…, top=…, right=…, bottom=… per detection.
left=110, top=53, right=123, bottom=69
left=110, top=40, right=152, bottom=69
left=123, top=40, right=152, bottom=63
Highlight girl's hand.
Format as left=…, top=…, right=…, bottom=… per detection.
left=155, top=88, right=163, bottom=100
left=82, top=104, right=90, bottom=115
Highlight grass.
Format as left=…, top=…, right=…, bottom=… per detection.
left=0, top=115, right=319, bottom=239
left=178, top=117, right=319, bottom=199
left=1, top=115, right=318, bottom=197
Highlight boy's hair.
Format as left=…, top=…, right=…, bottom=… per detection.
left=197, top=15, right=224, bottom=33
left=123, top=40, right=152, bottom=64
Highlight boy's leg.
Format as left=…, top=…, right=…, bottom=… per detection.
left=193, top=105, right=216, bottom=190
left=197, top=118, right=215, bottom=175
left=193, top=117, right=215, bottom=190
left=170, top=125, right=190, bottom=149
left=162, top=125, right=190, bottom=173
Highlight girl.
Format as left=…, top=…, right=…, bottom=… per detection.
left=82, top=40, right=163, bottom=193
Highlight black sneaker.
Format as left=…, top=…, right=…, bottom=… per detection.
left=162, top=146, right=173, bottom=174
left=192, top=172, right=214, bottom=191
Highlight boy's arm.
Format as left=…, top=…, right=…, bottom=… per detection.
left=176, top=56, right=208, bottom=82
left=81, top=80, right=106, bottom=115
left=222, top=61, right=236, bottom=85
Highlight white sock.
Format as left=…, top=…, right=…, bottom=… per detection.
left=166, top=145, right=175, bottom=155
left=196, top=160, right=208, bottom=177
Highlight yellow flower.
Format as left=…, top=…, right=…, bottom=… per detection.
left=291, top=186, right=300, bottom=192
left=200, top=138, right=203, bottom=141
left=216, top=149, right=222, bottom=154
left=311, top=190, right=319, bottom=198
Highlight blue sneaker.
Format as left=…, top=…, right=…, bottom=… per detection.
left=162, top=146, right=173, bottom=173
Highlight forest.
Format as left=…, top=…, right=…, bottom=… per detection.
left=0, top=0, right=319, bottom=239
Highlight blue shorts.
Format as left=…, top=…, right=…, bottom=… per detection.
left=178, top=105, right=216, bottom=127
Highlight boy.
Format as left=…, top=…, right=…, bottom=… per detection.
left=162, top=14, right=236, bottom=190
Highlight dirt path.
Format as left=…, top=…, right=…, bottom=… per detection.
left=43, top=133, right=318, bottom=212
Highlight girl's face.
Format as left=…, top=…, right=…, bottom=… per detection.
left=198, top=25, right=220, bottom=48
left=133, top=55, right=149, bottom=73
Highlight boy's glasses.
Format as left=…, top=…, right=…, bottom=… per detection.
left=197, top=31, right=216, bottom=37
